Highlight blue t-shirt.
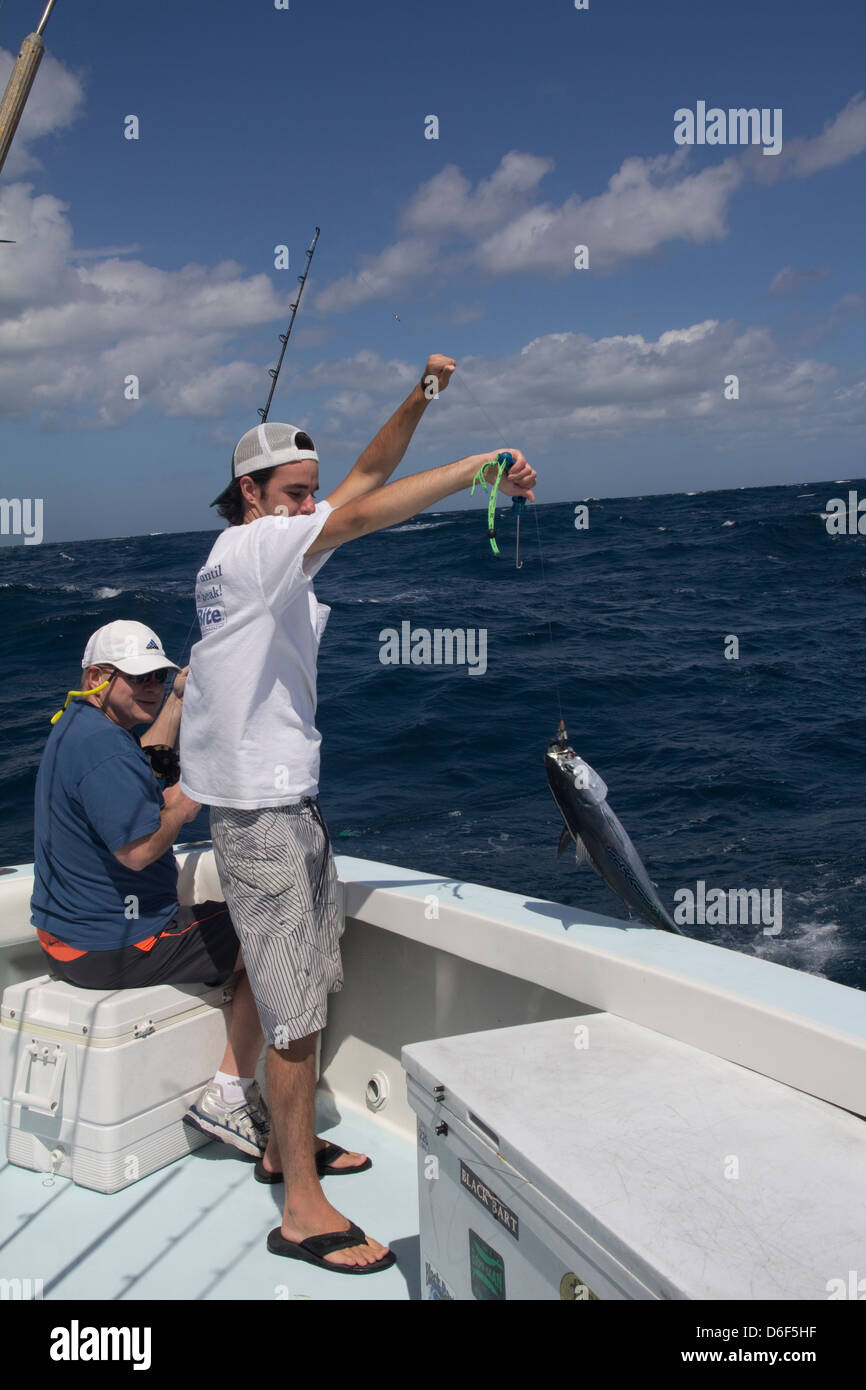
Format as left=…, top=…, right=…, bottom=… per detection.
left=31, top=700, right=179, bottom=949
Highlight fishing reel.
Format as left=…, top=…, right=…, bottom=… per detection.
left=143, top=744, right=180, bottom=787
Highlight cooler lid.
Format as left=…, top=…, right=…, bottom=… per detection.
left=403, top=1013, right=866, bottom=1300
left=1, top=976, right=227, bottom=1041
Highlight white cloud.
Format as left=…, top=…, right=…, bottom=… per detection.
left=815, top=290, right=866, bottom=337
left=313, top=238, right=435, bottom=314
left=750, top=93, right=866, bottom=182
left=158, top=361, right=264, bottom=419
left=313, top=153, right=555, bottom=313
left=0, top=48, right=85, bottom=175
left=294, top=321, right=857, bottom=452
left=769, top=265, right=832, bottom=295
left=314, top=97, right=866, bottom=308
left=68, top=244, right=144, bottom=261
left=0, top=50, right=296, bottom=428
left=312, top=148, right=745, bottom=301
left=401, top=152, right=553, bottom=235
left=289, top=349, right=418, bottom=396
left=478, top=153, right=743, bottom=273
left=0, top=183, right=290, bottom=425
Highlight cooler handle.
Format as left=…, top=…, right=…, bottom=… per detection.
left=466, top=1110, right=501, bottom=1148
left=12, top=1041, right=67, bottom=1115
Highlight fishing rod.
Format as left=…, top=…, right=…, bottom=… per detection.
left=0, top=0, right=58, bottom=175
left=175, top=224, right=322, bottom=666
left=258, top=225, right=320, bottom=422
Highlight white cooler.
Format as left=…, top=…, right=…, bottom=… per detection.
left=0, top=974, right=233, bottom=1193
left=403, top=1014, right=866, bottom=1301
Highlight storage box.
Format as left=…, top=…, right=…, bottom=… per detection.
left=403, top=1013, right=866, bottom=1300
left=0, top=975, right=233, bottom=1193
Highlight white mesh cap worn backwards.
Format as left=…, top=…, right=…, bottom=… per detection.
left=210, top=423, right=318, bottom=506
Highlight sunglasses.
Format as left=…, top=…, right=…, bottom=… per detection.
left=99, top=666, right=171, bottom=686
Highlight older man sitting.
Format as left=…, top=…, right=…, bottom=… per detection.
left=30, top=619, right=266, bottom=1156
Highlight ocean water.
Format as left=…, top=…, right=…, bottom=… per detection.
left=2, top=481, right=864, bottom=992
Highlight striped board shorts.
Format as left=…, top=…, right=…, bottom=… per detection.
left=209, top=798, right=343, bottom=1047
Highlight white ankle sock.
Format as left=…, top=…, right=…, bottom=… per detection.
left=213, top=1071, right=255, bottom=1105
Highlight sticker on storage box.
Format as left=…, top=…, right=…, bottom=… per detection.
left=425, top=1261, right=455, bottom=1300
left=469, top=1229, right=505, bottom=1301
left=460, top=1159, right=519, bottom=1239
left=560, top=1271, right=599, bottom=1300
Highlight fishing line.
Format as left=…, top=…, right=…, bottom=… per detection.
left=367, top=289, right=566, bottom=725
left=451, top=364, right=565, bottom=727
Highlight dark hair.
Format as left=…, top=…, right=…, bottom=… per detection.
left=216, top=467, right=278, bottom=527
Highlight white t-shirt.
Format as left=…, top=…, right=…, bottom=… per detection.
left=179, top=504, right=335, bottom=808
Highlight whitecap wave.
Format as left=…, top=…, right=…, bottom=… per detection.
left=343, top=589, right=430, bottom=604
left=751, top=918, right=842, bottom=976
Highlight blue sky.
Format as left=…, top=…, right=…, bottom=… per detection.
left=0, top=0, right=864, bottom=541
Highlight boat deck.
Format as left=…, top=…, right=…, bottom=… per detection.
left=2, top=850, right=864, bottom=1303
left=0, top=1105, right=420, bottom=1301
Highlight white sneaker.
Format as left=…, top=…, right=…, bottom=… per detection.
left=184, top=1083, right=269, bottom=1158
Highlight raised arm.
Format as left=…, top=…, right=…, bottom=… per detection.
left=325, top=354, right=456, bottom=510
left=309, top=449, right=535, bottom=555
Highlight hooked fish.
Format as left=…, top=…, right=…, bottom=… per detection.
left=545, top=720, right=682, bottom=934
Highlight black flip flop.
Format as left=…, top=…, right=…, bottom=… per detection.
left=316, top=1142, right=373, bottom=1177
left=267, top=1222, right=396, bottom=1274
left=254, top=1142, right=373, bottom=1184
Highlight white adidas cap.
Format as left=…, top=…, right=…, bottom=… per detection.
left=81, top=621, right=180, bottom=676
left=211, top=422, right=318, bottom=506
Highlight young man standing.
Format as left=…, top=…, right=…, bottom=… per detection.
left=180, top=356, right=536, bottom=1274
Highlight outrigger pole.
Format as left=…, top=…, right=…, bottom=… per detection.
left=0, top=0, right=59, bottom=176
left=258, top=225, right=320, bottom=423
